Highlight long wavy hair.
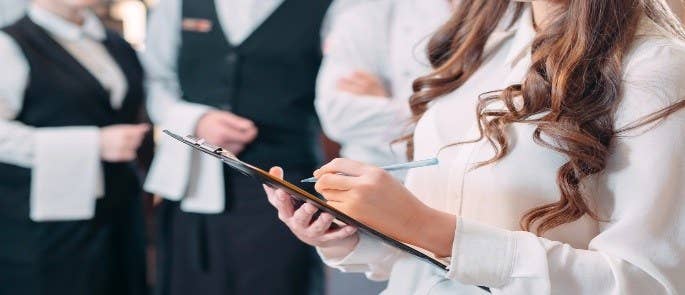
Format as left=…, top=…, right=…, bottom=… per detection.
left=406, top=0, right=685, bottom=234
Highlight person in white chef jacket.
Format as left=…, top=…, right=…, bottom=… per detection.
left=264, top=0, right=685, bottom=294
left=0, top=0, right=148, bottom=294
left=316, top=0, right=452, bottom=171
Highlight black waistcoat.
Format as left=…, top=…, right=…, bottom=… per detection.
left=0, top=16, right=144, bottom=220
left=179, top=0, right=331, bottom=170
left=0, top=17, right=146, bottom=295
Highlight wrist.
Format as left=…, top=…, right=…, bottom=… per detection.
left=194, top=110, right=212, bottom=134
left=318, top=233, right=359, bottom=259
left=191, top=107, right=217, bottom=135
left=410, top=206, right=456, bottom=258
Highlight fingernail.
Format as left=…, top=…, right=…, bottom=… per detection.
left=346, top=227, right=356, bottom=233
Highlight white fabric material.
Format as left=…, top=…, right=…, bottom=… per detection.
left=316, top=0, right=451, bottom=168
left=29, top=5, right=128, bottom=109
left=0, top=5, right=129, bottom=221
left=31, top=128, right=101, bottom=221
left=217, top=0, right=283, bottom=45
left=143, top=0, right=343, bottom=213
left=0, top=0, right=27, bottom=26
left=318, top=4, right=685, bottom=294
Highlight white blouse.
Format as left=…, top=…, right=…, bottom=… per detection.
left=319, top=5, right=685, bottom=294
left=0, top=5, right=128, bottom=221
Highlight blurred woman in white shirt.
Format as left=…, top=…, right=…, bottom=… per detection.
left=316, top=0, right=451, bottom=170
left=264, top=0, right=685, bottom=293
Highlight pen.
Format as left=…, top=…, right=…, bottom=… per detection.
left=300, top=158, right=439, bottom=183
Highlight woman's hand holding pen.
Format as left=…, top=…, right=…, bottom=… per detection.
left=263, top=167, right=360, bottom=259
left=196, top=110, right=258, bottom=155
left=314, top=158, right=457, bottom=258
left=100, top=124, right=150, bottom=162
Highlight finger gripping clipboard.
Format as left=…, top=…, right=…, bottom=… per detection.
left=163, top=130, right=490, bottom=293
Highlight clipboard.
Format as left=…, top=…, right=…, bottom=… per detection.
left=163, top=130, right=490, bottom=293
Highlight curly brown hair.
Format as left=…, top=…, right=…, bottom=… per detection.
left=406, top=0, right=685, bottom=234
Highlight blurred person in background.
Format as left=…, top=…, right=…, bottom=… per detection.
left=317, top=0, right=452, bottom=293
left=142, top=0, right=339, bottom=294
left=317, top=0, right=452, bottom=173
left=0, top=0, right=148, bottom=294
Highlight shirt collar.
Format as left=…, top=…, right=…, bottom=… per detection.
left=503, top=5, right=536, bottom=67
left=28, top=4, right=106, bottom=42
left=635, top=15, right=674, bottom=38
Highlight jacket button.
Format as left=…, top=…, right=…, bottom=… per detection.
left=226, top=52, right=239, bottom=63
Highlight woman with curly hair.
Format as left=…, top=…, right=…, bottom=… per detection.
left=265, top=0, right=685, bottom=293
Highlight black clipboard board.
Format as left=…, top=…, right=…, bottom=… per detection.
left=163, top=130, right=490, bottom=293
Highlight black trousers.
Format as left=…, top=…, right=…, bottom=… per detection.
left=156, top=168, right=323, bottom=295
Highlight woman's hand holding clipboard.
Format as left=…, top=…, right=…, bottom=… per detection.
left=163, top=130, right=490, bottom=293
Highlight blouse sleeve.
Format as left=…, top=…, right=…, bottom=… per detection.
left=317, top=232, right=407, bottom=281
left=0, top=31, right=102, bottom=221
left=445, top=41, right=685, bottom=294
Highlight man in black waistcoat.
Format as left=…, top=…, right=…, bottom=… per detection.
left=143, top=0, right=334, bottom=294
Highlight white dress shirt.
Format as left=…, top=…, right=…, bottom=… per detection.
left=319, top=5, right=685, bottom=294
left=0, top=0, right=27, bottom=27
left=0, top=5, right=128, bottom=221
left=143, top=0, right=350, bottom=213
left=316, top=0, right=451, bottom=169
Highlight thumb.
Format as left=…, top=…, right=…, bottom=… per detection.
left=134, top=123, right=151, bottom=133
left=269, top=166, right=284, bottom=180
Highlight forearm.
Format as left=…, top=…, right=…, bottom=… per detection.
left=316, top=90, right=409, bottom=144
left=407, top=205, right=457, bottom=258
left=317, top=232, right=405, bottom=281
left=0, top=119, right=35, bottom=167
left=317, top=233, right=360, bottom=259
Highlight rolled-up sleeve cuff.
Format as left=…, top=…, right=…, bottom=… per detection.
left=447, top=217, right=516, bottom=288
left=317, top=233, right=401, bottom=281
left=30, top=127, right=101, bottom=221
left=144, top=101, right=212, bottom=199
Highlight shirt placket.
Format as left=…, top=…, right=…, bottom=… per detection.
left=445, top=52, right=532, bottom=214
left=444, top=124, right=482, bottom=215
